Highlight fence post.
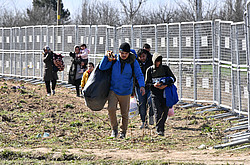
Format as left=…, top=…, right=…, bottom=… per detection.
left=193, top=23, right=197, bottom=103
left=105, top=27, right=109, bottom=52
left=155, top=25, right=158, bottom=52
left=114, top=26, right=117, bottom=54
left=217, top=21, right=222, bottom=107
left=52, top=26, right=55, bottom=51
left=33, top=26, right=35, bottom=77
left=131, top=25, right=134, bottom=48
left=212, top=21, right=216, bottom=104
left=40, top=26, right=43, bottom=78
left=231, top=25, right=236, bottom=113
left=245, top=6, right=250, bottom=131
left=25, top=27, right=28, bottom=77
left=1, top=28, right=4, bottom=75
left=61, top=25, right=65, bottom=82
left=178, top=23, right=182, bottom=100
left=236, top=25, right=242, bottom=114
left=140, top=26, right=142, bottom=48
left=94, top=26, right=98, bottom=65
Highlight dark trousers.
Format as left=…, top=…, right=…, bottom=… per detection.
left=45, top=80, right=56, bottom=94
left=75, top=78, right=82, bottom=96
left=151, top=96, right=169, bottom=133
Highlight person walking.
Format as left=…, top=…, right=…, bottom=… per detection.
left=145, top=52, right=176, bottom=136
left=81, top=62, right=94, bottom=89
left=135, top=49, right=154, bottom=129
left=99, top=42, right=145, bottom=139
left=42, top=46, right=58, bottom=96
left=68, top=45, right=83, bottom=97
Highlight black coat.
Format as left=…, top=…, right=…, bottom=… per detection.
left=68, top=52, right=81, bottom=85
left=43, top=51, right=58, bottom=81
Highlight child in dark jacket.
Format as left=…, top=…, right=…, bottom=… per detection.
left=145, top=52, right=176, bottom=136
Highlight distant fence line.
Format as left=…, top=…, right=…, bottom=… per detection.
left=0, top=16, right=250, bottom=130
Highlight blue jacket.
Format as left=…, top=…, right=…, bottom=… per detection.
left=99, top=55, right=145, bottom=96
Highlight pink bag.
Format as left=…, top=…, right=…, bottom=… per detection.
left=168, top=108, right=174, bottom=117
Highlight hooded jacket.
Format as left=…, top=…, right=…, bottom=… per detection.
left=99, top=53, right=145, bottom=96
left=145, top=53, right=176, bottom=98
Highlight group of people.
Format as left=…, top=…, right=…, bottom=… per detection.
left=99, top=42, right=176, bottom=138
left=68, top=44, right=94, bottom=97
left=42, top=42, right=176, bottom=139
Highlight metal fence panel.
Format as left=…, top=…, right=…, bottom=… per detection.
left=64, top=25, right=76, bottom=52
left=96, top=26, right=107, bottom=54
left=168, top=23, right=180, bottom=59
left=141, top=25, right=156, bottom=52
left=54, top=26, right=63, bottom=52
left=77, top=25, right=91, bottom=49
left=107, top=27, right=115, bottom=52
left=133, top=26, right=142, bottom=50
left=181, top=23, right=193, bottom=59
left=156, top=24, right=167, bottom=58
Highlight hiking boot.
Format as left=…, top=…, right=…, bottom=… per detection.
left=52, top=90, right=55, bottom=95
left=149, top=116, right=154, bottom=125
left=110, top=129, right=118, bottom=138
left=140, top=122, right=148, bottom=129
left=119, top=132, right=126, bottom=139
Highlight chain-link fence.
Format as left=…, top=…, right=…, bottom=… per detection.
left=0, top=17, right=250, bottom=131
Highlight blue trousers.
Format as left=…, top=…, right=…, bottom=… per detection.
left=135, top=87, right=154, bottom=122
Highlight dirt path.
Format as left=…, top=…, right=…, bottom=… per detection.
left=1, top=147, right=250, bottom=164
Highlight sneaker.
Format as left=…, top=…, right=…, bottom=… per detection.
left=110, top=129, right=118, bottom=138
left=157, top=131, right=164, bottom=136
left=119, top=132, right=126, bottom=139
left=149, top=116, right=154, bottom=125
left=47, top=93, right=51, bottom=96
left=52, top=90, right=55, bottom=95
left=140, top=122, right=148, bottom=129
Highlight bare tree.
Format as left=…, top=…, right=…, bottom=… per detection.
left=218, top=0, right=246, bottom=22
left=174, top=0, right=196, bottom=22
left=0, top=9, right=26, bottom=27
left=75, top=0, right=120, bottom=26
left=119, top=0, right=147, bottom=24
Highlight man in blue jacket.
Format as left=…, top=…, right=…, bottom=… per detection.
left=99, top=42, right=145, bottom=139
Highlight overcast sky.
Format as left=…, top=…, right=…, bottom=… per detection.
left=1, top=0, right=220, bottom=19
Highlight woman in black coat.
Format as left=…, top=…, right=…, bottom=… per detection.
left=68, top=45, right=84, bottom=97
left=43, top=46, right=58, bottom=96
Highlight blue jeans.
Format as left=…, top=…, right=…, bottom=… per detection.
left=135, top=87, right=154, bottom=122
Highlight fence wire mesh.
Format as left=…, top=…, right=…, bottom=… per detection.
left=0, top=19, right=250, bottom=127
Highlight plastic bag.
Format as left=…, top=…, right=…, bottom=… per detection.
left=168, top=107, right=174, bottom=117
left=82, top=64, right=111, bottom=111
left=129, top=97, right=139, bottom=118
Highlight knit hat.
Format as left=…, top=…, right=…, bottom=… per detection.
left=119, top=42, right=130, bottom=53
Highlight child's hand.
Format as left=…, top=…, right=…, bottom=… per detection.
left=154, top=82, right=162, bottom=88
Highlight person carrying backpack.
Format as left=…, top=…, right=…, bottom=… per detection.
left=145, top=52, right=176, bottom=136
left=99, top=42, right=145, bottom=139
left=42, top=46, right=58, bottom=96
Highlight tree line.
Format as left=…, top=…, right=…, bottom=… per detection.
left=0, top=0, right=247, bottom=27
